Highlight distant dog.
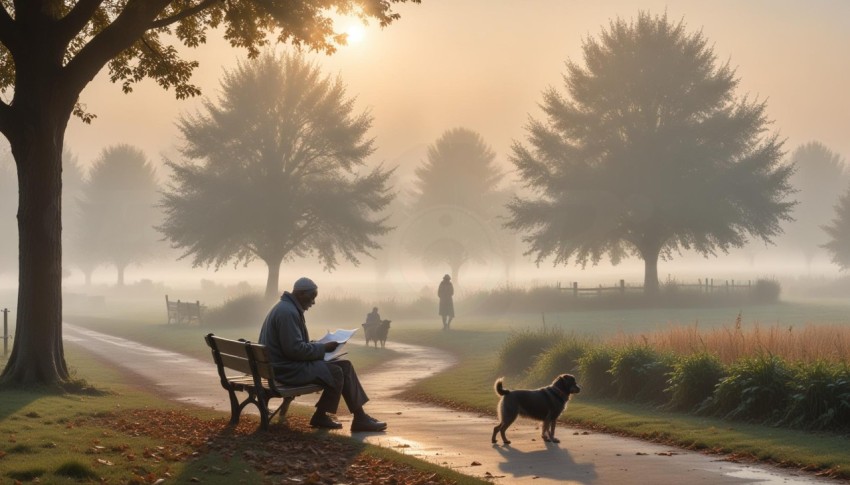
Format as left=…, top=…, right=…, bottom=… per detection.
left=363, top=319, right=391, bottom=348
left=491, top=374, right=581, bottom=445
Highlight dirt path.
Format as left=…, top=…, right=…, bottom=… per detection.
left=64, top=323, right=839, bottom=485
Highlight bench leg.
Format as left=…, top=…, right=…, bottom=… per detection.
left=226, top=388, right=242, bottom=426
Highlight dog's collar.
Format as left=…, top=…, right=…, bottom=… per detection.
left=550, top=385, right=568, bottom=400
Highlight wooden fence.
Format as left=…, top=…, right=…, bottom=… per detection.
left=556, top=279, right=755, bottom=297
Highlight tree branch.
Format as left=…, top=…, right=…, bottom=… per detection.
left=62, top=0, right=172, bottom=97
left=150, top=0, right=221, bottom=29
left=0, top=5, right=17, bottom=50
left=55, top=0, right=106, bottom=47
left=0, top=100, right=14, bottom=139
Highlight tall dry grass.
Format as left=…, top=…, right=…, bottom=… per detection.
left=605, top=315, right=850, bottom=364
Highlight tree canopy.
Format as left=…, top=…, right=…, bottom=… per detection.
left=404, top=127, right=510, bottom=283
left=782, top=141, right=847, bottom=266
left=74, top=144, right=161, bottom=286
left=158, top=52, right=393, bottom=298
left=0, top=0, right=418, bottom=386
left=822, top=184, right=850, bottom=271
left=506, top=12, right=795, bottom=292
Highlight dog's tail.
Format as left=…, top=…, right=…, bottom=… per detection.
left=495, top=377, right=509, bottom=396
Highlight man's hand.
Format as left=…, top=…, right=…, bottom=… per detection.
left=324, top=341, right=339, bottom=353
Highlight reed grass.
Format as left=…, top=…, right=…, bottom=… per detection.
left=604, top=315, right=850, bottom=364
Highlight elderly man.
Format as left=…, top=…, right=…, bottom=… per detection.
left=258, top=277, right=387, bottom=432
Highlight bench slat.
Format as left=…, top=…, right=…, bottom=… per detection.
left=218, top=352, right=252, bottom=375
left=210, top=336, right=249, bottom=356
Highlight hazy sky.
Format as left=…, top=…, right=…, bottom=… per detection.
left=63, top=0, right=850, bottom=181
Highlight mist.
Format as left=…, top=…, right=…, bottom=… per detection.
left=2, top=1, right=850, bottom=314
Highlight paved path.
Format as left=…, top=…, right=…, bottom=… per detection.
left=64, top=323, right=840, bottom=485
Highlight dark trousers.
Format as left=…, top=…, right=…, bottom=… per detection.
left=314, top=359, right=369, bottom=415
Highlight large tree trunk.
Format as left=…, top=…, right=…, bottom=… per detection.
left=643, top=249, right=660, bottom=294
left=0, top=107, right=70, bottom=386
left=264, top=257, right=282, bottom=300
left=116, top=264, right=126, bottom=287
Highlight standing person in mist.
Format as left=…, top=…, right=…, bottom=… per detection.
left=258, top=277, right=387, bottom=432
left=438, top=274, right=455, bottom=330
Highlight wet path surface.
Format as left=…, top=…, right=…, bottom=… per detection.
left=64, top=323, right=840, bottom=484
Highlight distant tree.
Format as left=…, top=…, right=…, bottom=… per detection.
left=75, top=145, right=160, bottom=286
left=61, top=149, right=88, bottom=280
left=405, top=128, right=509, bottom=284
left=159, top=52, right=393, bottom=298
left=822, top=184, right=850, bottom=271
left=783, top=142, right=847, bottom=269
left=0, top=0, right=416, bottom=387
left=506, top=12, right=795, bottom=293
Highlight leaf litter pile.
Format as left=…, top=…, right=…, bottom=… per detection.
left=83, top=409, right=459, bottom=484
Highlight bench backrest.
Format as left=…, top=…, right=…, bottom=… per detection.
left=205, top=333, right=280, bottom=393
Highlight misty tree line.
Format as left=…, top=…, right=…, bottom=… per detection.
left=2, top=3, right=850, bottom=386
left=2, top=13, right=850, bottom=299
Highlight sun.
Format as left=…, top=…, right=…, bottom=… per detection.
left=344, top=23, right=366, bottom=44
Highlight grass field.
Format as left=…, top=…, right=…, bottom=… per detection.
left=0, top=346, right=486, bottom=484
left=46, top=298, right=850, bottom=480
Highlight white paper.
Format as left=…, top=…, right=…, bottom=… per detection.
left=316, top=328, right=357, bottom=361
left=317, top=328, right=357, bottom=344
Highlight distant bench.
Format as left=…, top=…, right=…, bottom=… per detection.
left=165, top=295, right=203, bottom=325
left=205, top=333, right=322, bottom=431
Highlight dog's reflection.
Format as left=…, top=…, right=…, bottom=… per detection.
left=493, top=442, right=596, bottom=483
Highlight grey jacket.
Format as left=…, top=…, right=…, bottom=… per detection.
left=258, top=292, right=334, bottom=387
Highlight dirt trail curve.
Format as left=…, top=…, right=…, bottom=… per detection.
left=64, top=323, right=838, bottom=485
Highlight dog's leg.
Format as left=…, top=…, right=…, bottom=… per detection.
left=542, top=419, right=551, bottom=442
left=549, top=419, right=560, bottom=443
left=497, top=407, right=517, bottom=445
left=491, top=424, right=501, bottom=444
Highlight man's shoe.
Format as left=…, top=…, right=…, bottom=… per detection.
left=350, top=415, right=387, bottom=432
left=310, top=413, right=343, bottom=429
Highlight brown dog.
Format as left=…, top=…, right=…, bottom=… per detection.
left=491, top=374, right=581, bottom=444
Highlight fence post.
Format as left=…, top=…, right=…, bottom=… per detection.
left=572, top=282, right=578, bottom=298
left=3, top=308, right=8, bottom=356
left=620, top=279, right=625, bottom=294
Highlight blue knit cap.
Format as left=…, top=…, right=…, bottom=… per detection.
left=293, top=277, right=318, bottom=292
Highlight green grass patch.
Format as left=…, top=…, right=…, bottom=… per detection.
left=0, top=330, right=486, bottom=485
left=393, top=323, right=850, bottom=479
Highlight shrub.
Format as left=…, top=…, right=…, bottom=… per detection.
left=577, top=346, right=617, bottom=397
left=6, top=468, right=47, bottom=481
left=55, top=461, right=98, bottom=480
left=527, top=336, right=589, bottom=386
left=666, top=353, right=726, bottom=411
left=609, top=346, right=673, bottom=404
left=204, top=292, right=269, bottom=328
left=497, top=328, right=563, bottom=376
left=751, top=278, right=781, bottom=303
left=704, top=354, right=793, bottom=422
left=782, top=361, right=850, bottom=431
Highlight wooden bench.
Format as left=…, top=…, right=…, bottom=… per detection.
left=204, top=333, right=322, bottom=431
left=166, top=295, right=203, bottom=324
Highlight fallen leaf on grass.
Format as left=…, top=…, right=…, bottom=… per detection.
left=96, top=458, right=114, bottom=466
